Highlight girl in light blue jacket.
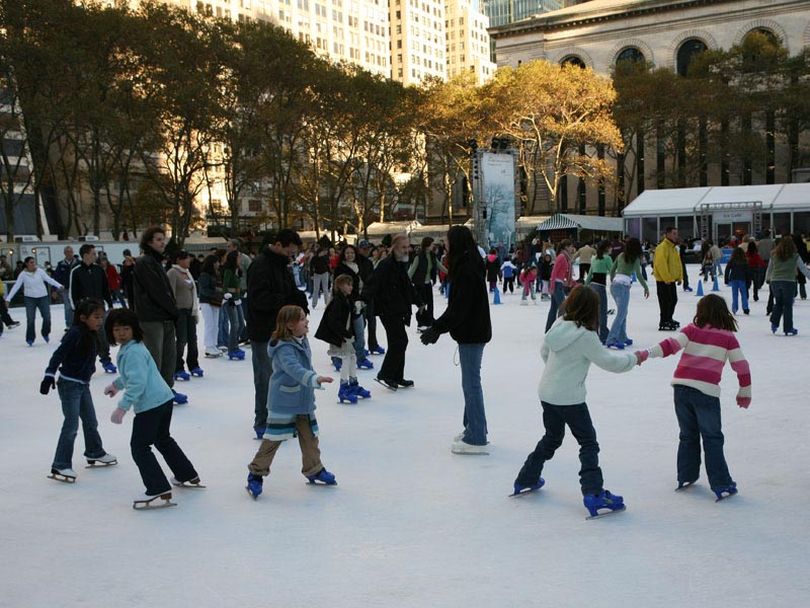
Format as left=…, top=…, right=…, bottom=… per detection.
left=246, top=305, right=335, bottom=499
left=104, top=309, right=200, bottom=509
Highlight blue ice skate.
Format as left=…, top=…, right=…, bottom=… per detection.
left=348, top=379, right=371, bottom=399
left=307, top=469, right=337, bottom=485
left=785, top=328, right=799, bottom=336
left=172, top=389, right=188, bottom=405
left=713, top=482, right=738, bottom=502
left=174, top=370, right=191, bottom=382
left=584, top=490, right=625, bottom=519
left=510, top=478, right=545, bottom=497
left=228, top=349, right=245, bottom=361
left=623, top=339, right=634, bottom=346
left=190, top=367, right=204, bottom=378
left=332, top=356, right=342, bottom=372
left=246, top=473, right=263, bottom=499
left=606, top=342, right=625, bottom=350
left=102, top=361, right=118, bottom=374
left=338, top=381, right=358, bottom=404
left=369, top=345, right=386, bottom=355
left=357, top=357, right=374, bottom=370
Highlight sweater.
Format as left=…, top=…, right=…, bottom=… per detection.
left=575, top=245, right=595, bottom=264
left=584, top=256, right=613, bottom=286
left=112, top=340, right=175, bottom=413
left=5, top=268, right=63, bottom=301
left=765, top=254, right=810, bottom=283
left=724, top=260, right=750, bottom=283
left=652, top=238, right=683, bottom=283
left=610, top=253, right=649, bottom=292
left=167, top=265, right=199, bottom=316
left=539, top=318, right=637, bottom=405
left=44, top=325, right=97, bottom=384
left=647, top=323, right=751, bottom=405
left=548, top=252, right=573, bottom=294
left=432, top=252, right=492, bottom=344
left=267, top=337, right=321, bottom=416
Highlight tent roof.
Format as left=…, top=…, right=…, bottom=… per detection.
left=365, top=221, right=422, bottom=236
left=537, top=213, right=624, bottom=232
left=621, top=184, right=810, bottom=217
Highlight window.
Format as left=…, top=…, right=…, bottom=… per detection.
left=616, top=46, right=644, bottom=65
left=561, top=55, right=586, bottom=68
left=248, top=199, right=261, bottom=213
left=676, top=39, right=707, bottom=77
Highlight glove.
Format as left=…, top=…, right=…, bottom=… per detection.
left=111, top=408, right=127, bottom=424
left=354, top=301, right=363, bottom=314
left=234, top=299, right=242, bottom=306
left=40, top=376, right=55, bottom=395
left=736, top=394, right=751, bottom=409
left=634, top=350, right=649, bottom=366
left=223, top=292, right=233, bottom=301
left=420, top=327, right=440, bottom=345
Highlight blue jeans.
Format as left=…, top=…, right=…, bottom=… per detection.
left=225, top=302, right=239, bottom=351
left=63, top=298, right=73, bottom=328
left=53, top=380, right=105, bottom=469
left=730, top=279, right=748, bottom=313
left=217, top=304, right=229, bottom=348
left=24, top=295, right=51, bottom=343
left=238, top=298, right=248, bottom=342
left=673, top=385, right=733, bottom=490
left=770, top=280, right=795, bottom=332
left=545, top=284, right=566, bottom=332
left=252, top=340, right=271, bottom=429
left=589, top=283, right=608, bottom=344
left=459, top=343, right=488, bottom=445
left=607, top=282, right=630, bottom=345
left=353, top=313, right=367, bottom=360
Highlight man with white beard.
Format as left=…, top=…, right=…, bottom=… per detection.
left=364, top=233, right=423, bottom=391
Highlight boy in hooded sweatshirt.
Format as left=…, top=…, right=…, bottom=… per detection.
left=513, top=286, right=642, bottom=518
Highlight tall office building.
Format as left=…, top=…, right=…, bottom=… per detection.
left=445, top=0, right=497, bottom=83
left=389, top=0, right=447, bottom=85
left=482, top=0, right=560, bottom=28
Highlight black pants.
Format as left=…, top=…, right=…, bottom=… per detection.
left=578, top=263, right=590, bottom=282
left=366, top=300, right=379, bottom=350
left=681, top=262, right=689, bottom=289
left=379, top=315, right=408, bottom=382
left=415, top=283, right=434, bottom=327
left=131, top=401, right=197, bottom=495
left=656, top=281, right=678, bottom=324
left=175, top=308, right=199, bottom=372
left=503, top=276, right=515, bottom=293
left=0, top=298, right=14, bottom=328
left=516, top=402, right=603, bottom=496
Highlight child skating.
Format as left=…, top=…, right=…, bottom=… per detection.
left=41, top=298, right=117, bottom=483
left=512, top=285, right=640, bottom=518
left=314, top=274, right=371, bottom=404
left=103, top=309, right=202, bottom=509
left=635, top=294, right=751, bottom=501
left=246, top=305, right=336, bottom=499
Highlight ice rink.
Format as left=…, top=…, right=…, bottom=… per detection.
left=1, top=267, right=807, bottom=607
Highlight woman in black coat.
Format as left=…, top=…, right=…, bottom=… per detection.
left=420, top=226, right=492, bottom=454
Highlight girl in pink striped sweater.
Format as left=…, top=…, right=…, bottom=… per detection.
left=636, top=294, right=750, bottom=501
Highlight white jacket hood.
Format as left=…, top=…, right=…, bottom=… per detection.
left=544, top=319, right=589, bottom=352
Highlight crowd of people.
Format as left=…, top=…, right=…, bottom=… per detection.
left=9, top=222, right=807, bottom=515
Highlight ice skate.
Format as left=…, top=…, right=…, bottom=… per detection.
left=48, top=467, right=77, bottom=483
left=397, top=379, right=414, bottom=388
left=369, top=345, right=386, bottom=355
left=584, top=490, right=626, bottom=519
left=85, top=453, right=117, bottom=468
left=307, top=468, right=337, bottom=485
left=338, top=381, right=358, bottom=405
left=675, top=480, right=697, bottom=491
left=102, top=361, right=117, bottom=374
left=713, top=482, right=738, bottom=502
left=357, top=357, right=374, bottom=370
left=190, top=367, right=204, bottom=377
left=374, top=376, right=398, bottom=391
left=227, top=349, right=245, bottom=360
left=204, top=349, right=222, bottom=358
left=510, top=478, right=545, bottom=497
left=348, top=379, right=371, bottom=399
left=785, top=328, right=799, bottom=336
left=172, top=389, right=188, bottom=405
left=451, top=439, right=489, bottom=455
left=174, top=370, right=191, bottom=382
left=133, top=491, right=176, bottom=510
left=246, top=473, right=263, bottom=499
left=170, top=476, right=206, bottom=488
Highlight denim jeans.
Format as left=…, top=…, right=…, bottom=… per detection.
left=589, top=283, right=608, bottom=344
left=771, top=280, right=795, bottom=332
left=217, top=304, right=229, bottom=348
left=52, top=379, right=105, bottom=469
left=730, top=279, right=749, bottom=313
left=353, top=313, right=367, bottom=360
left=63, top=298, right=73, bottom=328
left=458, top=343, right=488, bottom=445
left=252, top=340, right=271, bottom=429
left=545, top=283, right=566, bottom=332
left=607, top=282, right=630, bottom=345
left=225, top=302, right=239, bottom=351
left=24, top=295, right=51, bottom=343
left=236, top=299, right=247, bottom=342
left=673, top=385, right=733, bottom=490
left=516, top=401, right=603, bottom=496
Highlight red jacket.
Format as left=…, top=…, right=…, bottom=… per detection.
left=105, top=264, right=121, bottom=291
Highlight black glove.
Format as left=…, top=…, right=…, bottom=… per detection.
left=40, top=376, right=55, bottom=395
left=420, top=327, right=440, bottom=345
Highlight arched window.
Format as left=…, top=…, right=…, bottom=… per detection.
left=560, top=55, right=586, bottom=69
left=741, top=28, right=781, bottom=71
left=616, top=46, right=644, bottom=65
left=676, top=38, right=708, bottom=76
left=744, top=28, right=778, bottom=46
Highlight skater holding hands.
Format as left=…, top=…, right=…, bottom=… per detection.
left=246, top=305, right=336, bottom=499
left=513, top=285, right=642, bottom=518
left=634, top=294, right=750, bottom=500
left=103, top=308, right=201, bottom=509
left=43, top=298, right=117, bottom=483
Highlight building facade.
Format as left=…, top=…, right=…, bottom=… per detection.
left=445, top=0, right=497, bottom=83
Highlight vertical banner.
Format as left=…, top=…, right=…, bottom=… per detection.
left=480, top=151, right=516, bottom=249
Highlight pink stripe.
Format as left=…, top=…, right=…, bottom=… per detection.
left=674, top=362, right=723, bottom=385
left=679, top=353, right=725, bottom=374
left=684, top=326, right=734, bottom=349
left=660, top=337, right=682, bottom=357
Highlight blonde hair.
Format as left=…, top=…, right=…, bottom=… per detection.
left=333, top=274, right=353, bottom=294
left=272, top=305, right=305, bottom=341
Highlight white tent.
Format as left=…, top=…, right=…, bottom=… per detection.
left=536, top=213, right=624, bottom=233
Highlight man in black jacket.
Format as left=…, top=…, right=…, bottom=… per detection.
left=366, top=233, right=423, bottom=390
left=357, top=240, right=384, bottom=355
left=133, top=226, right=184, bottom=403
left=69, top=244, right=115, bottom=372
left=247, top=229, right=308, bottom=437
left=53, top=245, right=78, bottom=327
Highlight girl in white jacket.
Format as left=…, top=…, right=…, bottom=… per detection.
left=512, top=285, right=642, bottom=518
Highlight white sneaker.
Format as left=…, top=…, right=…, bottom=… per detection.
left=451, top=439, right=489, bottom=455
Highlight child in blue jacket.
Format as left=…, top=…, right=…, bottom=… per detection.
left=246, top=305, right=335, bottom=498
left=103, top=309, right=200, bottom=508
left=41, top=298, right=116, bottom=482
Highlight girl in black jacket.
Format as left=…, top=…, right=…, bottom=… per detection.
left=420, top=226, right=491, bottom=454
left=314, top=275, right=371, bottom=404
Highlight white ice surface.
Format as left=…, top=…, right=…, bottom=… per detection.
left=1, top=266, right=808, bottom=608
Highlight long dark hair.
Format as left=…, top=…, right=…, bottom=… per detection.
left=595, top=240, right=610, bottom=260
left=446, top=225, right=482, bottom=279
left=773, top=236, right=796, bottom=261
left=201, top=254, right=219, bottom=275
left=223, top=250, right=241, bottom=275
left=623, top=238, right=641, bottom=264
left=562, top=285, right=599, bottom=332
left=694, top=294, right=737, bottom=332
left=73, top=298, right=105, bottom=357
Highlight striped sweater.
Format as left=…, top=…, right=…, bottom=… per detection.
left=648, top=323, right=751, bottom=406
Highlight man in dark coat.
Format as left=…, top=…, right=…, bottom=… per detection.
left=365, top=233, right=423, bottom=390
left=70, top=243, right=115, bottom=371
left=247, top=229, right=308, bottom=437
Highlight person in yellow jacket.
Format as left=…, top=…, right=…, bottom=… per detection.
left=653, top=227, right=683, bottom=331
